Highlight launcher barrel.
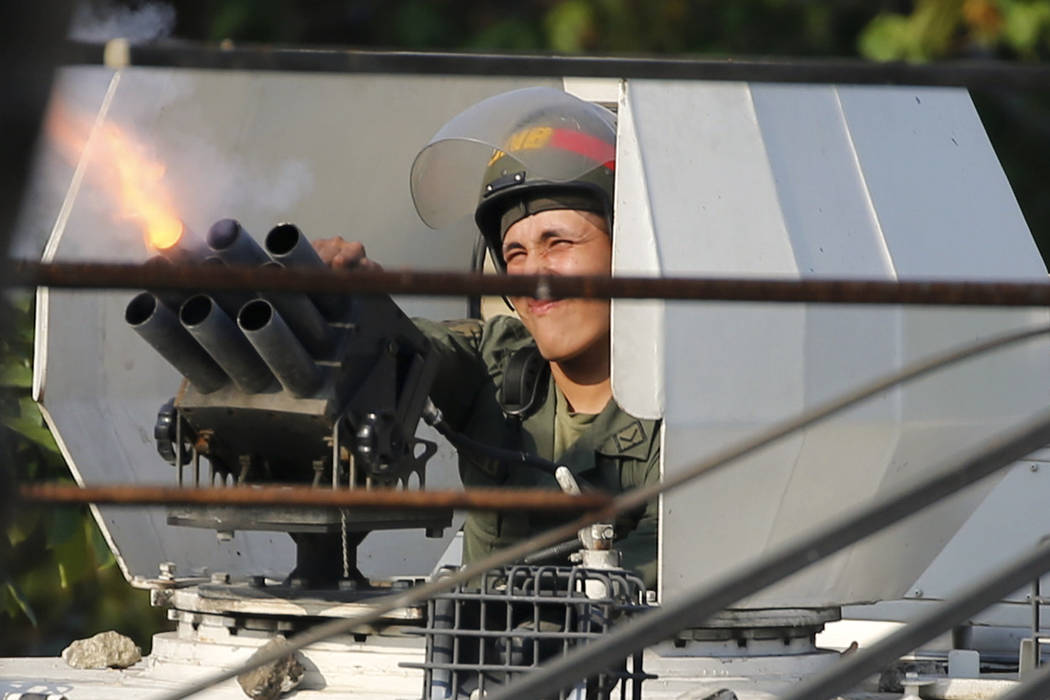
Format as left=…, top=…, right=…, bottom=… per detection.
left=178, top=294, right=274, bottom=394
left=238, top=299, right=322, bottom=398
left=258, top=261, right=333, bottom=356
left=264, top=223, right=346, bottom=319
left=125, top=292, right=229, bottom=394
left=206, top=218, right=268, bottom=266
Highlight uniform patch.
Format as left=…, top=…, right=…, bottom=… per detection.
left=614, top=421, right=646, bottom=452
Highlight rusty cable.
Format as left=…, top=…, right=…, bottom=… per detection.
left=17, top=483, right=611, bottom=512
left=7, top=259, right=1050, bottom=306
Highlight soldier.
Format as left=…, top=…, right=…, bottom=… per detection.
left=316, top=87, right=658, bottom=588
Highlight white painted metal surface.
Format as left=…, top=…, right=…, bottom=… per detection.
left=842, top=449, right=1050, bottom=634
left=25, top=67, right=558, bottom=582
left=611, top=80, right=1050, bottom=608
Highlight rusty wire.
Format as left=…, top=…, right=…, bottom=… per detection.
left=17, top=483, right=611, bottom=512
left=8, top=259, right=1050, bottom=306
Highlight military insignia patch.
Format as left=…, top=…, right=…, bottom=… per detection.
left=614, top=421, right=646, bottom=452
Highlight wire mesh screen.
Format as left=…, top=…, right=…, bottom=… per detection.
left=405, top=564, right=653, bottom=699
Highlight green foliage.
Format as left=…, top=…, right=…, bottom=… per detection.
left=151, top=0, right=1050, bottom=60
left=464, top=18, right=544, bottom=52
left=0, top=292, right=165, bottom=656
left=158, top=1, right=877, bottom=57
left=861, top=12, right=929, bottom=61
left=208, top=0, right=304, bottom=43
left=859, top=0, right=1050, bottom=61
left=546, top=0, right=595, bottom=53
left=1002, top=0, right=1050, bottom=56
left=394, top=1, right=453, bottom=48
left=860, top=0, right=964, bottom=62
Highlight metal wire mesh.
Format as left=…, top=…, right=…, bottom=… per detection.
left=404, top=565, right=652, bottom=699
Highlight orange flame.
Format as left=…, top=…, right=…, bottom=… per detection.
left=46, top=101, right=185, bottom=252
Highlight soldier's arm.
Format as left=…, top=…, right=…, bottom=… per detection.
left=313, top=236, right=490, bottom=431
left=412, top=318, right=489, bottom=432
left=314, top=236, right=383, bottom=271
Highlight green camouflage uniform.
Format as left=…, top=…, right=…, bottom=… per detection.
left=415, top=315, right=660, bottom=588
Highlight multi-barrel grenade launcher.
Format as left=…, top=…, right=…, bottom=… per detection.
left=125, top=218, right=448, bottom=585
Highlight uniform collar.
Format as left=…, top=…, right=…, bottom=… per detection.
left=524, top=375, right=658, bottom=477
left=593, top=402, right=659, bottom=461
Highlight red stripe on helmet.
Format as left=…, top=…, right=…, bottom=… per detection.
left=550, top=129, right=616, bottom=171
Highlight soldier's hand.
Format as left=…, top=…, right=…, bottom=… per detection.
left=313, top=236, right=384, bottom=271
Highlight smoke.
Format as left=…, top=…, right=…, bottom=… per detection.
left=29, top=75, right=318, bottom=262
left=12, top=0, right=318, bottom=262
left=236, top=160, right=316, bottom=219
left=68, top=0, right=176, bottom=42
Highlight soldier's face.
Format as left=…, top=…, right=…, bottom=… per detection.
left=502, top=209, right=612, bottom=365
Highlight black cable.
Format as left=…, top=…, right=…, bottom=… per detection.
left=522, top=539, right=580, bottom=565
left=433, top=416, right=586, bottom=565
left=422, top=397, right=560, bottom=475
left=429, top=414, right=561, bottom=477
left=423, top=400, right=590, bottom=566
left=467, top=232, right=486, bottom=320
left=422, top=400, right=603, bottom=497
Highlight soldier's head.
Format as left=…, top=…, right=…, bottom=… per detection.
left=411, top=87, right=616, bottom=364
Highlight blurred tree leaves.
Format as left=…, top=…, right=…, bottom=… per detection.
left=156, top=0, right=1050, bottom=61
left=860, top=0, right=965, bottom=61
left=1001, top=0, right=1050, bottom=56
left=0, top=291, right=164, bottom=656
left=546, top=0, right=594, bottom=53
left=860, top=0, right=1050, bottom=60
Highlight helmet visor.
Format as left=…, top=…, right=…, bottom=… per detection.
left=410, top=87, right=616, bottom=229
